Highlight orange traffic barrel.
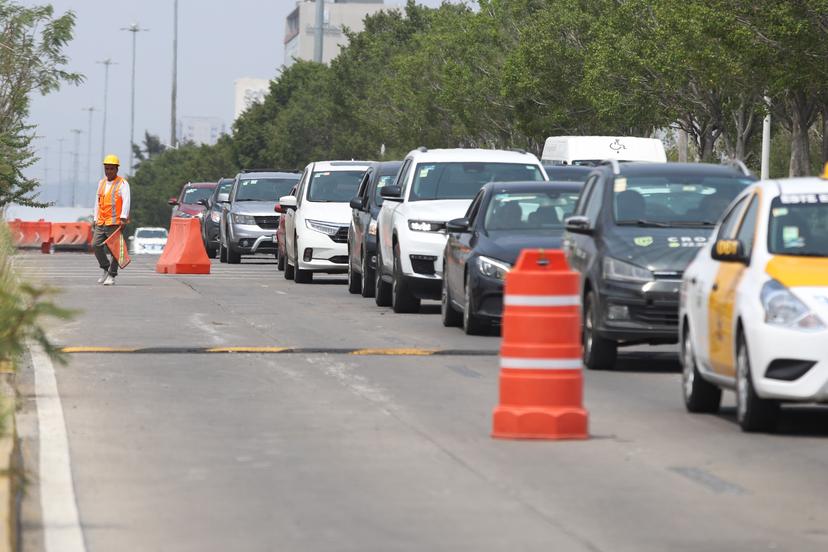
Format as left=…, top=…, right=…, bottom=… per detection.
left=156, top=217, right=211, bottom=274
left=492, top=249, right=588, bottom=440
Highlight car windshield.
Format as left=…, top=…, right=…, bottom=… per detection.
left=409, top=162, right=544, bottom=201
left=135, top=229, right=167, bottom=239
left=484, top=191, right=581, bottom=231
left=374, top=174, right=398, bottom=206
left=307, top=170, right=365, bottom=202
left=235, top=178, right=298, bottom=201
left=767, top=197, right=828, bottom=257
left=182, top=187, right=213, bottom=204
left=216, top=180, right=233, bottom=195
left=613, top=175, right=752, bottom=227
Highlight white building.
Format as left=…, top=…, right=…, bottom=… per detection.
left=233, top=77, right=271, bottom=122
left=284, top=1, right=386, bottom=66
left=179, top=116, right=225, bottom=146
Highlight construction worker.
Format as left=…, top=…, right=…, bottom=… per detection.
left=93, top=154, right=130, bottom=285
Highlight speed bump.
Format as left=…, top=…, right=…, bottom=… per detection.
left=60, top=346, right=498, bottom=357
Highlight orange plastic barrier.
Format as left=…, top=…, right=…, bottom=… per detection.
left=7, top=219, right=52, bottom=253
left=50, top=222, right=93, bottom=251
left=156, top=217, right=210, bottom=274
left=492, top=249, right=588, bottom=440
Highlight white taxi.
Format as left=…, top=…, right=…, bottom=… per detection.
left=680, top=164, right=828, bottom=431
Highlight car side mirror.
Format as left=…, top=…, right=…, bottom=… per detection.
left=274, top=203, right=283, bottom=213
left=128, top=236, right=135, bottom=241
left=711, top=239, right=748, bottom=263
left=380, top=186, right=402, bottom=201
left=446, top=217, right=470, bottom=233
left=565, top=215, right=593, bottom=235
left=168, top=197, right=179, bottom=206
left=279, top=195, right=297, bottom=210
left=217, top=192, right=230, bottom=204
left=349, top=198, right=364, bottom=210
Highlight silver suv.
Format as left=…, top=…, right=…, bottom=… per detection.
left=219, top=169, right=301, bottom=264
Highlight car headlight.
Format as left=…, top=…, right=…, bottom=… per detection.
left=232, top=213, right=256, bottom=225
left=408, top=220, right=445, bottom=233
left=176, top=212, right=192, bottom=219
left=761, top=279, right=825, bottom=331
left=477, top=256, right=511, bottom=281
left=368, top=219, right=378, bottom=236
left=306, top=219, right=342, bottom=236
left=603, top=257, right=654, bottom=283
left=196, top=211, right=204, bottom=219
left=210, top=210, right=221, bottom=223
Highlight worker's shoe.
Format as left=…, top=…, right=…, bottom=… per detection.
left=97, top=270, right=108, bottom=284
left=102, top=274, right=116, bottom=286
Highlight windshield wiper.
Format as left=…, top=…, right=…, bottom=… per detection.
left=667, top=221, right=717, bottom=227
left=617, top=219, right=671, bottom=228
left=234, top=198, right=264, bottom=202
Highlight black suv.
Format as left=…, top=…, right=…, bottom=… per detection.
left=346, top=160, right=402, bottom=297
left=563, top=161, right=754, bottom=369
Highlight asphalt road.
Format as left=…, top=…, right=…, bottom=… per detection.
left=14, top=251, right=828, bottom=552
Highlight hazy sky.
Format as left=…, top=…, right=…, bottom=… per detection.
left=24, top=0, right=453, bottom=205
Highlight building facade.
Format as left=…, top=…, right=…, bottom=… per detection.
left=179, top=116, right=226, bottom=146
left=233, top=78, right=272, bottom=122
left=284, top=1, right=385, bottom=66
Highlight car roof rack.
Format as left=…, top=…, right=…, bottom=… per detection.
left=240, top=168, right=300, bottom=173
left=417, top=146, right=428, bottom=152
left=599, top=159, right=622, bottom=175
left=326, top=160, right=372, bottom=166
left=723, top=159, right=752, bottom=177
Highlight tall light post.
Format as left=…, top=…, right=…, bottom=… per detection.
left=314, top=0, right=324, bottom=63
left=82, top=107, right=97, bottom=190
left=121, top=23, right=149, bottom=174
left=170, top=0, right=178, bottom=148
left=70, top=129, right=82, bottom=207
left=96, top=58, right=117, bottom=160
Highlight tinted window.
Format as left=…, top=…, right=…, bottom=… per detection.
left=584, top=179, right=604, bottom=223
left=717, top=195, right=749, bottom=240
left=409, top=162, right=544, bottom=202
left=235, top=178, right=299, bottom=201
left=613, top=175, right=752, bottom=226
left=486, top=190, right=581, bottom=231
left=374, top=174, right=398, bottom=206
left=767, top=197, right=828, bottom=257
left=735, top=195, right=759, bottom=255
left=135, top=229, right=167, bottom=239
left=307, top=170, right=365, bottom=202
left=182, top=187, right=213, bottom=204
left=216, top=180, right=233, bottom=195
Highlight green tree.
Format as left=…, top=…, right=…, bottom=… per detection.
left=0, top=1, right=82, bottom=207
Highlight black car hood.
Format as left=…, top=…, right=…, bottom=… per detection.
left=480, top=231, right=564, bottom=266
left=602, top=225, right=714, bottom=273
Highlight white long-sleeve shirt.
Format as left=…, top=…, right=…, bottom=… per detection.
left=93, top=178, right=131, bottom=222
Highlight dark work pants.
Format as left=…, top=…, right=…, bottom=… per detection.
left=93, top=224, right=120, bottom=276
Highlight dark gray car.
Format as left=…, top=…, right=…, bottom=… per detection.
left=219, top=170, right=301, bottom=264
left=201, top=177, right=234, bottom=258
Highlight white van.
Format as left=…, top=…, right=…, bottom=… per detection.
left=541, top=136, right=667, bottom=166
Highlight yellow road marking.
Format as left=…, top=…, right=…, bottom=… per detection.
left=61, top=346, right=138, bottom=353
left=350, top=348, right=437, bottom=356
left=205, top=347, right=292, bottom=353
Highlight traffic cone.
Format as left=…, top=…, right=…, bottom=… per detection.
left=156, top=217, right=211, bottom=274
left=492, top=249, right=588, bottom=440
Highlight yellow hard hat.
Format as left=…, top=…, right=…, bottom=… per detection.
left=102, top=154, right=120, bottom=166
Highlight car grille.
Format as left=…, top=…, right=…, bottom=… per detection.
left=329, top=255, right=348, bottom=264
left=628, top=304, right=679, bottom=326
left=255, top=216, right=279, bottom=229
left=330, top=226, right=349, bottom=243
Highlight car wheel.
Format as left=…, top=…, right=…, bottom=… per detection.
left=462, top=272, right=488, bottom=335
left=277, top=248, right=285, bottom=271
left=206, top=245, right=218, bottom=259
left=374, top=244, right=392, bottom=307
left=283, top=243, right=295, bottom=280
left=391, top=243, right=420, bottom=313
left=441, top=265, right=462, bottom=327
left=294, top=238, right=313, bottom=283
left=360, top=251, right=375, bottom=298
left=736, top=335, right=779, bottom=432
left=219, top=242, right=228, bottom=263
left=681, top=326, right=722, bottom=413
left=227, top=244, right=241, bottom=264
left=347, top=254, right=362, bottom=294
left=583, top=291, right=617, bottom=370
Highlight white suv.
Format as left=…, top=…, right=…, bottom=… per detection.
left=280, top=160, right=371, bottom=283
left=375, top=148, right=547, bottom=312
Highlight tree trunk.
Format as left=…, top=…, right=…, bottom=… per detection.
left=789, top=107, right=811, bottom=177
left=822, top=105, right=828, bottom=167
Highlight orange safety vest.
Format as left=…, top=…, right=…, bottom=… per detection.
left=96, top=177, right=125, bottom=226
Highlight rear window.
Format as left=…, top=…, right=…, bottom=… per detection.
left=236, top=178, right=298, bottom=201
left=409, top=162, right=544, bottom=202
left=307, top=170, right=365, bottom=202
left=484, top=190, right=580, bottom=231
left=768, top=197, right=828, bottom=257
left=182, top=187, right=213, bottom=204
left=135, top=229, right=167, bottom=239
left=613, top=175, right=752, bottom=227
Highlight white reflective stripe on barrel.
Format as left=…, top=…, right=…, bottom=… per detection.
left=500, top=357, right=582, bottom=370
left=503, top=294, right=580, bottom=307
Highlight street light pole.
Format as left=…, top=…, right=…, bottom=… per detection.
left=171, top=0, right=178, bottom=147
left=82, top=107, right=97, bottom=193
left=70, top=129, right=82, bottom=207
left=121, top=23, right=149, bottom=174
left=96, top=58, right=116, bottom=160
left=314, top=0, right=324, bottom=63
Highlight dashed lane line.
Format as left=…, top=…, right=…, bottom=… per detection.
left=60, top=346, right=498, bottom=356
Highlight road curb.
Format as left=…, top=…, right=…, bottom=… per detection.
left=0, top=369, right=20, bottom=552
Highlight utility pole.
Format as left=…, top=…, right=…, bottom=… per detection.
left=314, top=0, right=324, bottom=63
left=57, top=137, right=65, bottom=206
left=96, top=58, right=117, bottom=160
left=70, top=129, right=82, bottom=207
left=121, top=23, right=149, bottom=174
left=82, top=107, right=97, bottom=189
left=170, top=0, right=178, bottom=147
left=761, top=96, right=772, bottom=180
